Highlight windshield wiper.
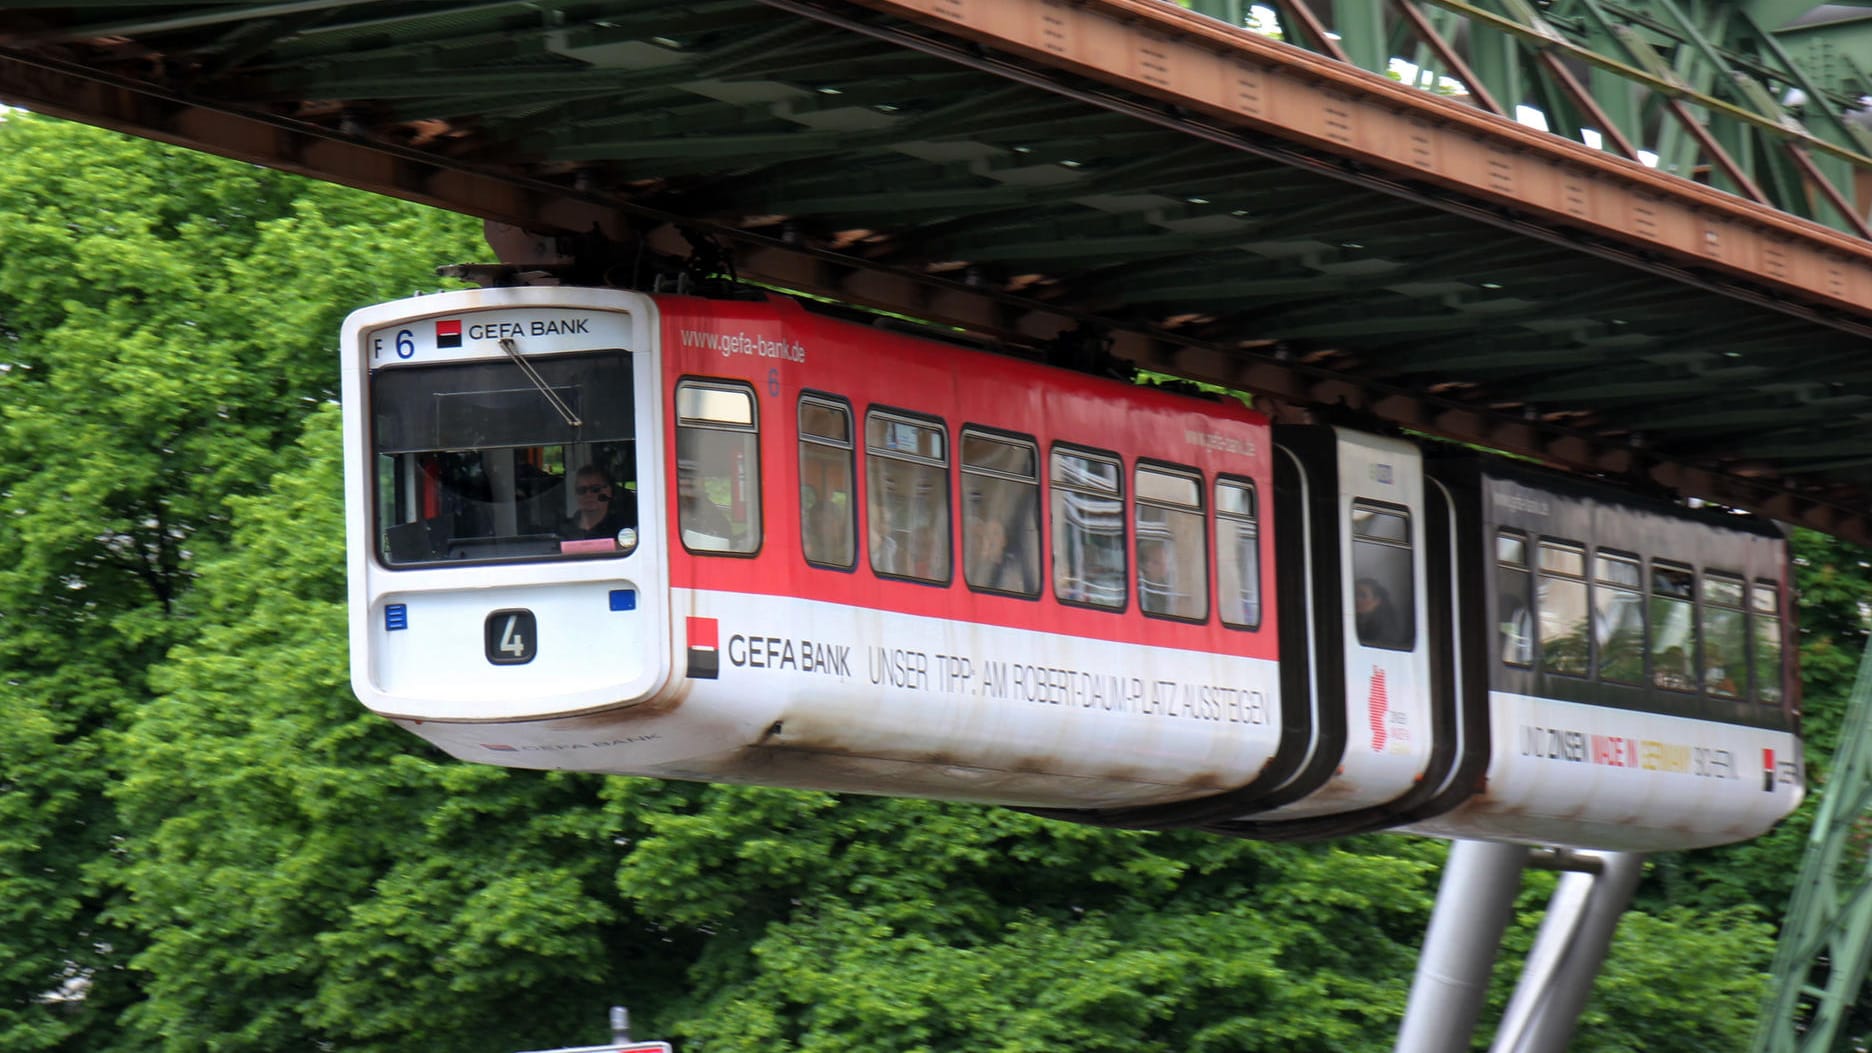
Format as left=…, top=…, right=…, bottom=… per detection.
left=498, top=337, right=582, bottom=428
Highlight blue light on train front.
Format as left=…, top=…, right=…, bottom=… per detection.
left=609, top=589, right=637, bottom=611
left=385, top=603, right=408, bottom=631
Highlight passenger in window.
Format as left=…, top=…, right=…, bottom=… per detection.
left=1355, top=577, right=1405, bottom=648
left=1499, top=600, right=1533, bottom=664
left=1705, top=643, right=1739, bottom=697
left=965, top=510, right=1004, bottom=581
left=967, top=504, right=1035, bottom=594
left=562, top=464, right=632, bottom=541
left=1140, top=543, right=1175, bottom=615
left=802, top=485, right=852, bottom=565
left=678, top=457, right=736, bottom=551
left=1655, top=645, right=1693, bottom=691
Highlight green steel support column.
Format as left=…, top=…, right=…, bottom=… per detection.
left=1658, top=0, right=1746, bottom=185
left=1755, top=643, right=1872, bottom=1053
left=1462, top=20, right=1525, bottom=121
left=1802, top=149, right=1860, bottom=228
left=1742, top=10, right=1872, bottom=157
left=1658, top=29, right=1716, bottom=182
left=1555, top=1, right=1652, bottom=153
left=1753, top=9, right=1872, bottom=105
left=1335, top=0, right=1392, bottom=72
left=1585, top=62, right=1648, bottom=155
left=1184, top=0, right=1252, bottom=29
left=1708, top=92, right=1762, bottom=193
left=1424, top=3, right=1483, bottom=96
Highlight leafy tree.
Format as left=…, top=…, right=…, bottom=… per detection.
left=112, top=411, right=660, bottom=1052
left=1581, top=906, right=1775, bottom=1051
left=8, top=107, right=1871, bottom=1053
left=0, top=111, right=481, bottom=1051
left=599, top=787, right=1442, bottom=1051
left=1476, top=867, right=1775, bottom=1053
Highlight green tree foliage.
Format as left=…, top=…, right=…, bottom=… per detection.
left=1484, top=870, right=1776, bottom=1052
left=1784, top=528, right=1872, bottom=749
left=4, top=110, right=1868, bottom=1053
left=1582, top=906, right=1776, bottom=1050
left=606, top=790, right=1440, bottom=1051
left=0, top=111, right=482, bottom=1051
left=112, top=412, right=654, bottom=1052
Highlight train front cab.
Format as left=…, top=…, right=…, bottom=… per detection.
left=1404, top=456, right=1804, bottom=852
left=342, top=288, right=679, bottom=763
left=344, top=285, right=1298, bottom=807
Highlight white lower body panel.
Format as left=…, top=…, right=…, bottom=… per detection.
left=1402, top=691, right=1802, bottom=851
left=398, top=589, right=1285, bottom=810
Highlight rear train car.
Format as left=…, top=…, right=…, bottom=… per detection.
left=1400, top=454, right=1803, bottom=850
left=1012, top=427, right=1804, bottom=851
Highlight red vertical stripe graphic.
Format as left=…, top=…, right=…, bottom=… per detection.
left=1368, top=667, right=1389, bottom=752
left=686, top=616, right=721, bottom=679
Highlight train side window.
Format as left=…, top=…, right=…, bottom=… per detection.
left=1496, top=531, right=1533, bottom=666
left=866, top=411, right=950, bottom=583
left=1215, top=478, right=1261, bottom=629
left=1593, top=552, right=1645, bottom=684
left=1351, top=503, right=1414, bottom=650
left=675, top=381, right=760, bottom=554
left=1754, top=581, right=1783, bottom=704
left=1136, top=465, right=1208, bottom=622
left=1702, top=573, right=1746, bottom=699
left=1649, top=561, right=1697, bottom=692
left=1536, top=541, right=1589, bottom=676
left=799, top=396, right=855, bottom=568
left=1051, top=448, right=1125, bottom=609
left=961, top=430, right=1040, bottom=597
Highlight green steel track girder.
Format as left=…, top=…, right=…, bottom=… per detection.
left=1184, top=0, right=1872, bottom=235
left=1755, top=643, right=1872, bottom=1053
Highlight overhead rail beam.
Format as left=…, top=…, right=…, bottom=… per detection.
left=1418, top=0, right=1872, bottom=166
left=4, top=0, right=1872, bottom=542
left=831, top=0, right=1872, bottom=309
left=1185, top=0, right=1872, bottom=235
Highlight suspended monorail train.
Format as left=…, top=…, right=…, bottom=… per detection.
left=342, top=286, right=1802, bottom=852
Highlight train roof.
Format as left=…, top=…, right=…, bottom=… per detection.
left=1429, top=442, right=1788, bottom=541
left=665, top=288, right=1269, bottom=426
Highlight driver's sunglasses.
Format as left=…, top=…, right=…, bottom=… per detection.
left=576, top=484, right=610, bottom=496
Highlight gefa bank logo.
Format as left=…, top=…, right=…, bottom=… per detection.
left=436, top=319, right=463, bottom=348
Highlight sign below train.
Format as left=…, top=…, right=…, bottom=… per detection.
left=512, top=1005, right=671, bottom=1053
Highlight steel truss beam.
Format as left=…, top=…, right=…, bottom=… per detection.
left=1755, top=643, right=1872, bottom=1053
left=7, top=2, right=1872, bottom=543
left=1189, top=0, right=1872, bottom=236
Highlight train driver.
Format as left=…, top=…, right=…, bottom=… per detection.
left=562, top=463, right=633, bottom=542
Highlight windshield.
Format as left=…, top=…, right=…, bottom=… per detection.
left=371, top=350, right=637, bottom=566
